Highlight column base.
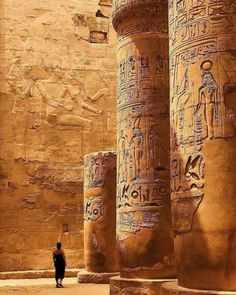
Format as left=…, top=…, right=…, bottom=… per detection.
left=161, top=282, right=236, bottom=294
left=77, top=269, right=119, bottom=284
left=110, top=276, right=176, bottom=295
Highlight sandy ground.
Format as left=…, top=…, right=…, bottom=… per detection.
left=0, top=278, right=109, bottom=295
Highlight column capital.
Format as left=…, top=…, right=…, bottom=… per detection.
left=112, top=0, right=168, bottom=31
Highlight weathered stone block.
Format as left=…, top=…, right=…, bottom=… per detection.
left=110, top=276, right=177, bottom=295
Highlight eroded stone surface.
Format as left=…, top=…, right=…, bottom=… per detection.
left=77, top=269, right=119, bottom=284
left=0, top=0, right=117, bottom=271
left=169, top=0, right=236, bottom=291
left=112, top=0, right=176, bottom=280
left=110, top=276, right=176, bottom=295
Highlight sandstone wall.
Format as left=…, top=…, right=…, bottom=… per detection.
left=0, top=0, right=116, bottom=271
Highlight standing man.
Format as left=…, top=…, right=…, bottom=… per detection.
left=53, top=242, right=66, bottom=288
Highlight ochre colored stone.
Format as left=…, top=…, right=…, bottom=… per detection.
left=169, top=0, right=236, bottom=291
left=84, top=152, right=119, bottom=273
left=110, top=276, right=176, bottom=295
left=0, top=269, right=79, bottom=280
left=161, top=282, right=236, bottom=295
left=77, top=269, right=119, bottom=284
left=0, top=0, right=117, bottom=271
left=112, top=0, right=176, bottom=280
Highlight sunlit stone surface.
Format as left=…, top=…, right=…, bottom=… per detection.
left=0, top=0, right=116, bottom=271
left=78, top=151, right=119, bottom=283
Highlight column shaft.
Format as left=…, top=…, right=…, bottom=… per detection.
left=169, top=0, right=236, bottom=290
left=84, top=151, right=119, bottom=273
left=113, top=0, right=176, bottom=280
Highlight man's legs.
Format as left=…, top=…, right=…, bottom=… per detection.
left=59, top=277, right=64, bottom=287
left=55, top=276, right=60, bottom=288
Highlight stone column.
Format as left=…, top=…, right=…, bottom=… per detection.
left=77, top=151, right=119, bottom=284
left=162, top=0, right=236, bottom=294
left=111, top=1, right=176, bottom=293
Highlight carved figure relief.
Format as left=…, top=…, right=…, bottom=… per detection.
left=10, top=65, right=104, bottom=129
left=129, top=112, right=144, bottom=180
left=84, top=153, right=110, bottom=189
left=195, top=60, right=219, bottom=139
left=7, top=62, right=107, bottom=163
left=118, top=130, right=129, bottom=183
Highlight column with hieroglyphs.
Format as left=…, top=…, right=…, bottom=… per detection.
left=77, top=151, right=119, bottom=284
left=162, top=0, right=236, bottom=294
left=111, top=1, right=176, bottom=293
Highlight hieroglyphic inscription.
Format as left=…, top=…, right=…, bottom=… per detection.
left=113, top=0, right=176, bottom=278
left=117, top=208, right=161, bottom=234
left=170, top=0, right=236, bottom=234
left=116, top=20, right=170, bottom=235
left=83, top=151, right=118, bottom=272
left=84, top=196, right=104, bottom=221
left=117, top=181, right=169, bottom=208
left=112, top=0, right=173, bottom=251
left=84, top=152, right=110, bottom=189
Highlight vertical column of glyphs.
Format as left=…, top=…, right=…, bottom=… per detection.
left=169, top=0, right=236, bottom=291
left=83, top=152, right=119, bottom=274
left=113, top=0, right=176, bottom=279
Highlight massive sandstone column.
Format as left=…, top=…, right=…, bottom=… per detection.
left=111, top=1, right=176, bottom=293
left=162, top=0, right=236, bottom=294
left=78, top=151, right=119, bottom=283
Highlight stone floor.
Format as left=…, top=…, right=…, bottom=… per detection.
left=0, top=278, right=109, bottom=295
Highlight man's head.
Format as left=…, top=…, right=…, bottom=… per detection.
left=56, top=242, right=62, bottom=249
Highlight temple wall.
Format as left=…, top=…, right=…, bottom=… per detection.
left=0, top=0, right=116, bottom=271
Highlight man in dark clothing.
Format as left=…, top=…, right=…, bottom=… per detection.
left=53, top=242, right=66, bottom=288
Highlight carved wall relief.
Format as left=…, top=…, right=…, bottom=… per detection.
left=0, top=0, right=117, bottom=271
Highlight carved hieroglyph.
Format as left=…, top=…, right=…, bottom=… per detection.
left=113, top=0, right=176, bottom=279
left=170, top=0, right=236, bottom=291
left=84, top=152, right=119, bottom=273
